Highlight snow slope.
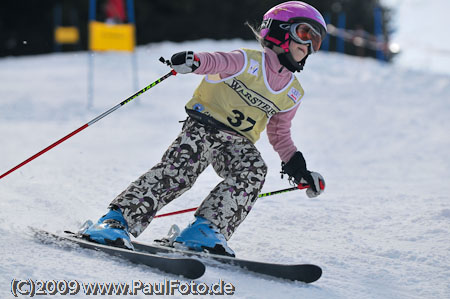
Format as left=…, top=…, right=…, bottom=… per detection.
left=384, top=0, right=450, bottom=76
left=0, top=40, right=449, bottom=298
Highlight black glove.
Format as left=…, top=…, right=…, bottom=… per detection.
left=170, top=51, right=200, bottom=74
left=282, top=151, right=325, bottom=198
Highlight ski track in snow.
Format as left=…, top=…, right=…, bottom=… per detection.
left=0, top=39, right=449, bottom=298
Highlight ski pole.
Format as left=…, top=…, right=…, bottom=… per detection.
left=0, top=70, right=177, bottom=180
left=154, top=181, right=324, bottom=218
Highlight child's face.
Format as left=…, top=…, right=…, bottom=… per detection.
left=289, top=41, right=309, bottom=62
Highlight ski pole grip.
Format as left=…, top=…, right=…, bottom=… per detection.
left=297, top=178, right=325, bottom=191
left=319, top=179, right=325, bottom=190
left=159, top=56, right=179, bottom=76
left=297, top=183, right=310, bottom=190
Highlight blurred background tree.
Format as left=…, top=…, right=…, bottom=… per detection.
left=0, top=0, right=393, bottom=60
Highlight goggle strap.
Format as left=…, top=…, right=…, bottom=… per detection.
left=261, top=18, right=273, bottom=30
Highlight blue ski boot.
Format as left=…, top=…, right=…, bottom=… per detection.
left=81, top=209, right=134, bottom=250
left=174, top=217, right=235, bottom=257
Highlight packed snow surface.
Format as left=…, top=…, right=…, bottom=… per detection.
left=0, top=39, right=449, bottom=298
left=384, top=0, right=450, bottom=76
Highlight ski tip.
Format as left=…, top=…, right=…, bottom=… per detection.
left=301, top=264, right=322, bottom=283
left=182, top=259, right=206, bottom=279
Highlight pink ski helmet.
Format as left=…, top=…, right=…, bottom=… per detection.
left=260, top=1, right=327, bottom=72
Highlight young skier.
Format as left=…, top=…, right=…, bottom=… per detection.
left=82, top=1, right=327, bottom=256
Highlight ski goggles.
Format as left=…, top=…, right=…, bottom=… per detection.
left=289, top=23, right=322, bottom=54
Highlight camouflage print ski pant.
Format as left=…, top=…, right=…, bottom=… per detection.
left=110, top=118, right=267, bottom=240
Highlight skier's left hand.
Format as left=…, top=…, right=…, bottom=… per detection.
left=170, top=51, right=200, bottom=74
left=282, top=151, right=325, bottom=198
left=303, top=171, right=325, bottom=198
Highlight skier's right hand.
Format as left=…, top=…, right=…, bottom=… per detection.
left=170, top=51, right=200, bottom=74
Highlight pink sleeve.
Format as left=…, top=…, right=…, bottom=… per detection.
left=193, top=50, right=245, bottom=76
left=266, top=105, right=300, bottom=163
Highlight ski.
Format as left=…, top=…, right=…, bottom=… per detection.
left=31, top=228, right=205, bottom=280
left=32, top=228, right=321, bottom=283
left=132, top=240, right=322, bottom=283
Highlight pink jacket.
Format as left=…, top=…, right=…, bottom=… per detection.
left=193, top=47, right=299, bottom=162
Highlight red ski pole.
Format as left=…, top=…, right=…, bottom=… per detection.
left=0, top=70, right=177, bottom=180
left=154, top=180, right=325, bottom=218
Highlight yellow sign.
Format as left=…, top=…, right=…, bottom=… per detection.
left=89, top=21, right=135, bottom=52
left=55, top=26, right=80, bottom=44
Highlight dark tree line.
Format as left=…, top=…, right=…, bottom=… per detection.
left=0, top=0, right=393, bottom=60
